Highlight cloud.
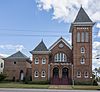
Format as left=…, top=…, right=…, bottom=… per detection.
left=96, top=23, right=100, bottom=28
left=93, top=41, right=100, bottom=57
left=36, top=0, right=100, bottom=23
left=0, top=44, right=25, bottom=52
left=36, top=0, right=100, bottom=69
left=95, top=23, right=100, bottom=37
left=0, top=53, right=9, bottom=58
left=92, top=41, right=100, bottom=70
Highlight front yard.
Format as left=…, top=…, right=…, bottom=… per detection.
left=0, top=82, right=100, bottom=90
left=0, top=82, right=49, bottom=89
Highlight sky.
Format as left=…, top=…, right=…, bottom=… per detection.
left=0, top=0, right=100, bottom=70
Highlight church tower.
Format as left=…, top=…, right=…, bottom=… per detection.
left=69, top=7, right=94, bottom=84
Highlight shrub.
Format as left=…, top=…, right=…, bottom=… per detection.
left=92, top=79, right=98, bottom=86
left=24, top=80, right=50, bottom=84
left=0, top=74, right=7, bottom=81
left=74, top=80, right=92, bottom=85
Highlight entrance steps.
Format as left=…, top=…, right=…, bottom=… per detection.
left=51, top=78, right=69, bottom=85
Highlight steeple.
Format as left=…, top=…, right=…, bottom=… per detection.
left=69, top=7, right=94, bottom=33
left=74, top=7, right=92, bottom=23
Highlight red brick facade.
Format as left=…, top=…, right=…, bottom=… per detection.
left=31, top=7, right=94, bottom=85
left=32, top=54, right=49, bottom=81
left=3, top=51, right=31, bottom=81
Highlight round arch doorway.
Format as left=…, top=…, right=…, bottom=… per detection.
left=53, top=67, right=59, bottom=78
left=62, top=67, right=68, bottom=78
left=20, top=70, right=24, bottom=81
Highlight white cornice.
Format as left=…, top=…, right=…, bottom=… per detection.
left=31, top=51, right=51, bottom=54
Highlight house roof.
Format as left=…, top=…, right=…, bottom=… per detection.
left=30, top=40, right=50, bottom=54
left=5, top=51, right=29, bottom=59
left=74, top=7, right=92, bottom=23
left=49, top=37, right=72, bottom=50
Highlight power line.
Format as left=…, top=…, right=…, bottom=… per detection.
left=0, top=34, right=69, bottom=37
left=0, top=28, right=99, bottom=33
left=0, top=28, right=68, bottom=33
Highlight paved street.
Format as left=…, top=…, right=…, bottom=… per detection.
left=0, top=88, right=99, bottom=92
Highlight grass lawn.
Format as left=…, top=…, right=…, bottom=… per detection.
left=0, top=82, right=100, bottom=90
left=72, top=85, right=100, bottom=90
left=49, top=85, right=100, bottom=90
left=0, top=82, right=49, bottom=89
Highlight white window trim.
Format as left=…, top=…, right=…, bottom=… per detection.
left=80, top=58, right=85, bottom=64
left=85, top=32, right=89, bottom=42
left=81, top=61, right=85, bottom=64
left=41, top=71, right=46, bottom=77
left=81, top=47, right=85, bottom=53
left=54, top=53, right=67, bottom=62
left=77, top=32, right=80, bottom=42
left=77, top=71, right=81, bottom=78
left=42, top=57, right=46, bottom=64
left=81, top=32, right=85, bottom=42
left=35, top=57, right=39, bottom=64
left=34, top=71, right=39, bottom=77
left=84, top=71, right=89, bottom=78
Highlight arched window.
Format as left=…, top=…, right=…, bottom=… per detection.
left=34, top=57, right=39, bottom=64
left=85, top=32, right=89, bottom=42
left=80, top=57, right=85, bottom=64
left=84, top=71, right=89, bottom=78
left=34, top=71, right=39, bottom=77
left=77, top=71, right=81, bottom=78
left=41, top=71, right=46, bottom=77
left=54, top=53, right=67, bottom=62
left=42, top=57, right=46, bottom=64
left=77, top=32, right=80, bottom=42
left=81, top=47, right=85, bottom=53
left=81, top=32, right=85, bottom=42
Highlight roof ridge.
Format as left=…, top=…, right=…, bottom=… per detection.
left=49, top=37, right=72, bottom=50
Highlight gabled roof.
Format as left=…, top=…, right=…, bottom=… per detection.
left=5, top=51, right=29, bottom=59
left=74, top=7, right=92, bottom=23
left=49, top=37, right=72, bottom=50
left=30, top=40, right=50, bottom=54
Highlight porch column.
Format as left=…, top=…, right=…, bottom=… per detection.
left=59, top=67, right=62, bottom=78
left=50, top=65, right=53, bottom=79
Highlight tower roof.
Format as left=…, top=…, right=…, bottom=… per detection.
left=33, top=40, right=48, bottom=51
left=30, top=40, right=50, bottom=54
left=69, top=7, right=94, bottom=33
left=74, top=7, right=92, bottom=23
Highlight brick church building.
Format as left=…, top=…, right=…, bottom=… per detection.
left=30, top=7, right=94, bottom=84
left=3, top=7, right=94, bottom=85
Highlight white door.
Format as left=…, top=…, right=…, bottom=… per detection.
left=20, top=72, right=24, bottom=80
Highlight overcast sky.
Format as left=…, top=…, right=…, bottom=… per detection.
left=0, top=0, right=100, bottom=69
